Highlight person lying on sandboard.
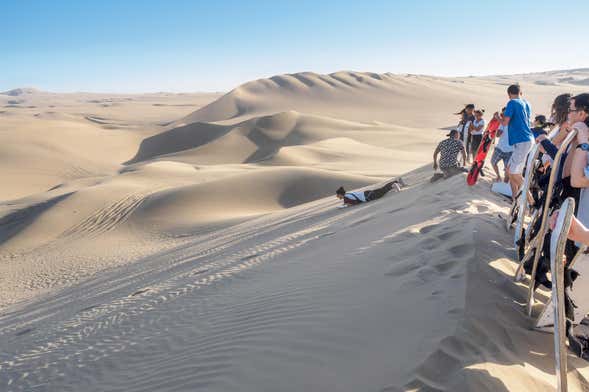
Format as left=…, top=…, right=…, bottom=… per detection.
left=336, top=179, right=404, bottom=207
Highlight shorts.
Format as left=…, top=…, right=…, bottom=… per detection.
left=508, top=141, right=533, bottom=175
left=491, top=148, right=512, bottom=167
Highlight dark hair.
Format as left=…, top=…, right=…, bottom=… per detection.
left=501, top=107, right=506, bottom=112
left=534, top=115, right=549, bottom=128
left=455, top=104, right=475, bottom=115
left=507, top=84, right=521, bottom=95
left=474, top=108, right=485, bottom=114
left=336, top=186, right=345, bottom=196
left=551, top=93, right=571, bottom=126
left=573, top=93, right=589, bottom=126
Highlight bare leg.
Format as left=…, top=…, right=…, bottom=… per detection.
left=492, top=162, right=502, bottom=182
left=509, top=172, right=533, bottom=205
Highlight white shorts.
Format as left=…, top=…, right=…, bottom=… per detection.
left=508, top=141, right=533, bottom=175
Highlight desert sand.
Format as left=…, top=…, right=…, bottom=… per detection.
left=2, top=70, right=589, bottom=391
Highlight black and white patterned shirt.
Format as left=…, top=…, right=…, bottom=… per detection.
left=437, top=138, right=463, bottom=169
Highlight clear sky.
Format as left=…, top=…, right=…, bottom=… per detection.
left=2, top=0, right=588, bottom=93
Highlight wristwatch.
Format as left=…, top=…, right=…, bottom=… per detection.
left=577, top=143, right=589, bottom=151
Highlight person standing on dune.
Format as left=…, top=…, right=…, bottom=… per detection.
left=491, top=107, right=514, bottom=183
left=503, top=84, right=533, bottom=198
left=469, top=109, right=486, bottom=158
left=456, top=104, right=475, bottom=163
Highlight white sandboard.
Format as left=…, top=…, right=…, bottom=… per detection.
left=514, top=143, right=541, bottom=248
left=549, top=197, right=575, bottom=392
left=535, top=248, right=589, bottom=331
left=491, top=181, right=512, bottom=198
left=513, top=128, right=559, bottom=249
left=526, top=130, right=577, bottom=316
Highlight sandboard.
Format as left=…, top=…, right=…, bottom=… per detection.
left=513, top=143, right=541, bottom=251
left=535, top=247, right=589, bottom=331
left=549, top=197, right=575, bottom=392
left=466, top=128, right=496, bottom=186
left=514, top=128, right=560, bottom=259
left=525, top=130, right=577, bottom=316
left=491, top=181, right=512, bottom=198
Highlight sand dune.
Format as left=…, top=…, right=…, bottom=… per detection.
left=2, top=70, right=589, bottom=391
left=177, top=70, right=589, bottom=128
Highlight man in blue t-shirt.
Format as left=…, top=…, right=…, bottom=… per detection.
left=503, top=84, right=533, bottom=197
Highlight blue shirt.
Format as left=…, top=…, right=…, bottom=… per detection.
left=504, top=98, right=533, bottom=145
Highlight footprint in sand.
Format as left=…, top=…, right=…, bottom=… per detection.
left=385, top=259, right=424, bottom=276
left=437, top=229, right=460, bottom=241
left=14, top=327, right=35, bottom=337
left=131, top=288, right=151, bottom=297
left=419, top=224, right=437, bottom=234
left=433, top=260, right=458, bottom=273
left=447, top=244, right=472, bottom=258
left=475, top=204, right=489, bottom=213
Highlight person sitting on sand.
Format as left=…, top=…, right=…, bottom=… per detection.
left=433, top=129, right=467, bottom=178
left=491, top=107, right=514, bottom=183
left=336, top=180, right=403, bottom=207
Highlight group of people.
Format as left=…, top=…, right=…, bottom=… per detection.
left=331, top=83, right=589, bottom=255
left=432, top=83, right=589, bottom=250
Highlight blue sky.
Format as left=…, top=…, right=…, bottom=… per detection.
left=2, top=0, right=588, bottom=93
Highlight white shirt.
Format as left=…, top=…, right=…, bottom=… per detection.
left=471, top=118, right=485, bottom=135
left=496, top=125, right=514, bottom=152
left=344, top=191, right=366, bottom=202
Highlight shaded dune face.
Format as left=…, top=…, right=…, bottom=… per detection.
left=127, top=111, right=331, bottom=165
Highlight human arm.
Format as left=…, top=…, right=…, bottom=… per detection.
left=433, top=145, right=440, bottom=170
left=550, top=212, right=589, bottom=246
left=536, top=135, right=558, bottom=159
left=472, top=121, right=484, bottom=134
left=502, top=101, right=513, bottom=127
left=570, top=123, right=589, bottom=188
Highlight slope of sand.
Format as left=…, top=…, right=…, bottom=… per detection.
left=2, top=70, right=589, bottom=391
left=2, top=168, right=589, bottom=391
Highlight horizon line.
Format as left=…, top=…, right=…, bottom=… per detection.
left=3, top=66, right=588, bottom=96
